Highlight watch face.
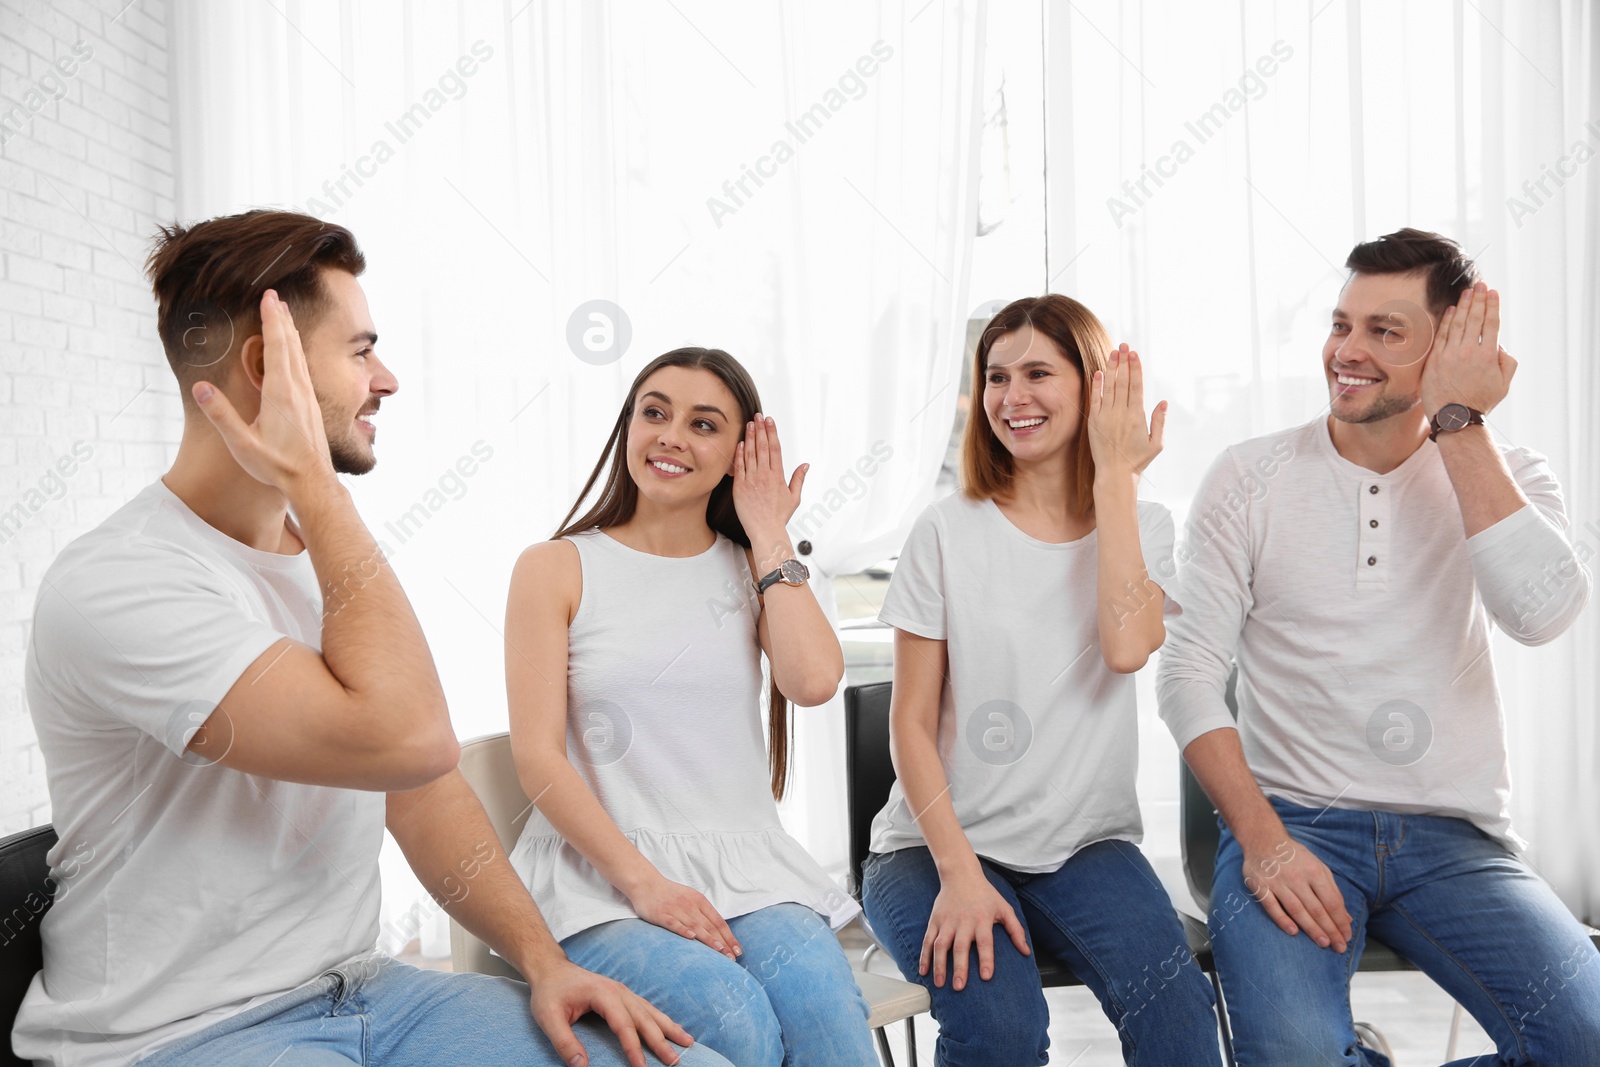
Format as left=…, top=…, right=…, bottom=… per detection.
left=779, top=559, right=809, bottom=584
left=1436, top=404, right=1472, bottom=432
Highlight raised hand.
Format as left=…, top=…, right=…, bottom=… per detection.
left=731, top=412, right=808, bottom=545
left=626, top=874, right=742, bottom=961
left=1086, top=344, right=1167, bottom=478
left=1420, top=282, right=1517, bottom=418
left=193, top=290, right=336, bottom=493
left=524, top=956, right=696, bottom=1067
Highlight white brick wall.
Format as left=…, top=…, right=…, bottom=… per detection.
left=1, top=0, right=180, bottom=835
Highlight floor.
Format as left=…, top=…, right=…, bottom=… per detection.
left=401, top=922, right=1499, bottom=1066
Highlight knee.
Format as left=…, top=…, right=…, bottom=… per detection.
left=686, top=967, right=784, bottom=1067
left=1227, top=1011, right=1363, bottom=1067
left=937, top=1026, right=1048, bottom=1067
left=1513, top=1001, right=1600, bottom=1064
left=929, top=985, right=1049, bottom=1066
left=1114, top=963, right=1218, bottom=1035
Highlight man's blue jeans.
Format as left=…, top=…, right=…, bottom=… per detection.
left=560, top=902, right=878, bottom=1067
left=1210, top=797, right=1600, bottom=1065
left=861, top=839, right=1224, bottom=1066
left=136, top=954, right=733, bottom=1065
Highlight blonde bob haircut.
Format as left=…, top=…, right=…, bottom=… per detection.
left=960, top=294, right=1114, bottom=518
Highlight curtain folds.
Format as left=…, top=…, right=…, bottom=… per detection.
left=1041, top=0, right=1599, bottom=920
left=169, top=0, right=988, bottom=941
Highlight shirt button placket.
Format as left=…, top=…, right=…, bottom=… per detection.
left=1358, top=483, right=1390, bottom=585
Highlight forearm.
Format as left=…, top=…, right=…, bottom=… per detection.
left=1181, top=727, right=1285, bottom=852
left=386, top=769, right=565, bottom=980
left=1435, top=425, right=1527, bottom=537
left=519, top=749, right=661, bottom=899
left=893, top=723, right=982, bottom=884
left=749, top=527, right=844, bottom=705
left=287, top=474, right=448, bottom=719
left=1093, top=472, right=1163, bottom=671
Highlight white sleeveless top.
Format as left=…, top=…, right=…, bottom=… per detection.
left=510, top=527, right=858, bottom=942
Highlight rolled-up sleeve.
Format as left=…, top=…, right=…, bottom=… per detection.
left=1157, top=450, right=1255, bottom=751
left=1467, top=448, right=1592, bottom=645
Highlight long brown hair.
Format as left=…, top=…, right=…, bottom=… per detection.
left=960, top=295, right=1113, bottom=518
left=553, top=347, right=794, bottom=800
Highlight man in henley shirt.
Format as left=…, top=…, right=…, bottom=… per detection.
left=1157, top=227, right=1599, bottom=1064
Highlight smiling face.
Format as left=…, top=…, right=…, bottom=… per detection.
left=1325, top=271, right=1439, bottom=425
left=982, top=323, right=1085, bottom=462
left=299, top=269, right=396, bottom=475
left=626, top=365, right=746, bottom=505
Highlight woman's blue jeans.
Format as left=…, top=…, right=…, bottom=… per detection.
left=1210, top=797, right=1600, bottom=1066
left=862, top=839, right=1224, bottom=1066
left=561, top=902, right=878, bottom=1067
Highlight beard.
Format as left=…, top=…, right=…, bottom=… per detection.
left=315, top=386, right=377, bottom=476
left=327, top=428, right=376, bottom=475
left=1330, top=385, right=1418, bottom=425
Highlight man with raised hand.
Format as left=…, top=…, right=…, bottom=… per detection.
left=1158, top=228, right=1600, bottom=1063
left=16, top=210, right=727, bottom=1067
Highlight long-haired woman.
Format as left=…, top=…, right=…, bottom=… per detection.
left=860, top=296, right=1223, bottom=1065
left=505, top=347, right=878, bottom=1067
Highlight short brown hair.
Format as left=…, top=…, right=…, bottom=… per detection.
left=960, top=294, right=1113, bottom=518
left=145, top=209, right=366, bottom=403
left=1344, top=228, right=1479, bottom=317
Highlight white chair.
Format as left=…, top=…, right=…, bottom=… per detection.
left=449, top=732, right=931, bottom=1065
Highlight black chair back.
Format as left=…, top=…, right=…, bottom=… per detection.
left=1178, top=668, right=1237, bottom=911
left=844, top=681, right=895, bottom=901
left=1, top=825, right=58, bottom=1067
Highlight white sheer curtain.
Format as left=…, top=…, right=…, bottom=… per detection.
left=1038, top=0, right=1600, bottom=919
left=169, top=0, right=986, bottom=945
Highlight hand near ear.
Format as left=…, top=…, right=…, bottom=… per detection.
left=1420, top=283, right=1517, bottom=418
left=1086, top=344, right=1167, bottom=478
left=193, top=290, right=336, bottom=493
left=731, top=412, right=808, bottom=544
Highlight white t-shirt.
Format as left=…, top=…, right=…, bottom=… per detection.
left=868, top=491, right=1180, bottom=873
left=1156, top=417, right=1591, bottom=848
left=15, top=478, right=385, bottom=1067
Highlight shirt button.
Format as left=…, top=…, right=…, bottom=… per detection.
left=1368, top=556, right=1377, bottom=566
left=1369, top=519, right=1379, bottom=528
left=1369, top=485, right=1380, bottom=494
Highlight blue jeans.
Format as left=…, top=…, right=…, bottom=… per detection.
left=861, top=840, right=1224, bottom=1066
left=1210, top=797, right=1600, bottom=1066
left=136, top=954, right=732, bottom=1066
left=560, top=902, right=877, bottom=1067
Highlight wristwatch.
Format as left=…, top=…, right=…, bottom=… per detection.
left=756, top=559, right=810, bottom=595
left=1428, top=403, right=1484, bottom=442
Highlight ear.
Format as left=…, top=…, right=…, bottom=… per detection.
left=239, top=333, right=267, bottom=393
